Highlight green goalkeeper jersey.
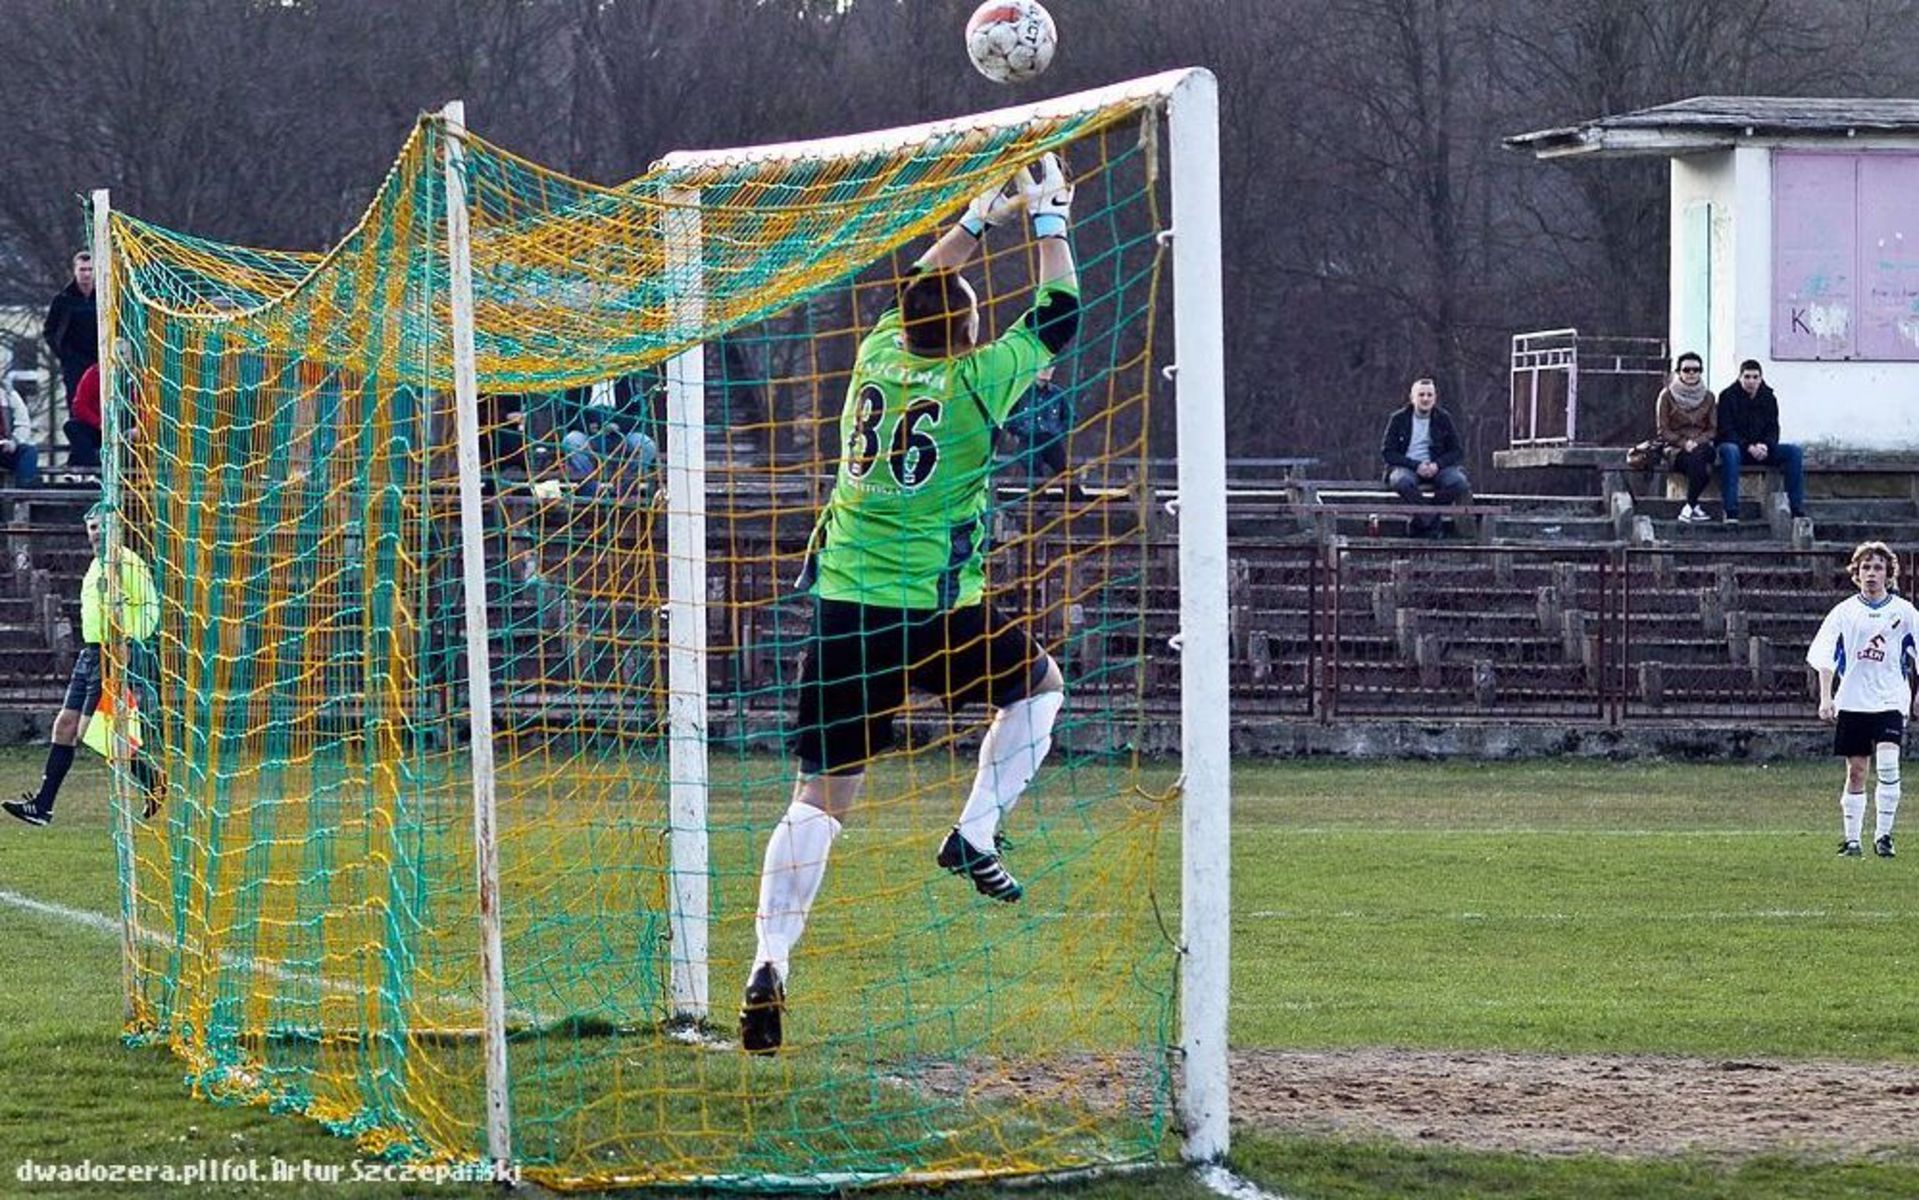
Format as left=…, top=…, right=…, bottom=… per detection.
left=807, top=279, right=1077, bottom=611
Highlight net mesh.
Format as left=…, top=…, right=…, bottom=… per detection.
left=103, top=81, right=1186, bottom=1190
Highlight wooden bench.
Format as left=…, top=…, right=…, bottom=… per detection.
left=1295, top=499, right=1511, bottom=542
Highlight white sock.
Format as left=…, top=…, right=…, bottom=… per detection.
left=1876, top=748, right=1902, bottom=840
left=1842, top=791, right=1867, bottom=844
left=753, top=800, right=841, bottom=982
left=956, top=690, right=1065, bottom=854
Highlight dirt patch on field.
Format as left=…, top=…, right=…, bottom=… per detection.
left=1234, top=1049, right=1919, bottom=1158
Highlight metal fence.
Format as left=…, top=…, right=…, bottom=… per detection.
left=1509, top=328, right=1670, bottom=448
left=1226, top=542, right=1835, bottom=726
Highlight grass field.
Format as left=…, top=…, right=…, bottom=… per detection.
left=3, top=747, right=1917, bottom=1198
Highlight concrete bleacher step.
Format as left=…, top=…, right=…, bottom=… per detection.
left=1333, top=558, right=1608, bottom=584
left=1659, top=520, right=1779, bottom=542
left=1409, top=635, right=1579, bottom=665
left=0, top=686, right=66, bottom=707
left=1622, top=637, right=1753, bottom=666
left=0, top=491, right=96, bottom=521
left=26, top=548, right=91, bottom=577
left=0, top=647, right=59, bottom=674
left=0, top=625, right=50, bottom=650
left=1806, top=497, right=1918, bottom=518
left=1316, top=490, right=1606, bottom=515
left=1618, top=589, right=1711, bottom=615
left=1663, top=563, right=1839, bottom=590
left=1614, top=608, right=1822, bottom=638
left=1805, top=519, right=1919, bottom=545
left=1491, top=514, right=1619, bottom=540
left=1632, top=661, right=1812, bottom=698
left=1354, top=583, right=1604, bottom=614
left=1328, top=658, right=1592, bottom=696
left=1395, top=577, right=1579, bottom=601
left=1390, top=609, right=1558, bottom=637
left=1182, top=630, right=1397, bottom=662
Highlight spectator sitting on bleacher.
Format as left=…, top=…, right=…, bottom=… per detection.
left=1657, top=351, right=1716, bottom=524
left=0, top=378, right=41, bottom=488
left=1716, top=359, right=1806, bottom=524
left=557, top=377, right=658, bottom=501
left=477, top=391, right=532, bottom=494
left=1380, top=376, right=1472, bottom=539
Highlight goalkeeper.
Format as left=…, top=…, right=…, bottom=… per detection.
left=740, top=154, right=1080, bottom=1054
left=5, top=505, right=164, bottom=827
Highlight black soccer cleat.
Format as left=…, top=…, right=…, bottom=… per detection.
left=739, top=962, right=785, bottom=1056
left=1875, top=834, right=1896, bottom=859
left=938, top=827, right=1024, bottom=903
left=1839, top=839, right=1864, bottom=857
left=3, top=795, right=51, bottom=827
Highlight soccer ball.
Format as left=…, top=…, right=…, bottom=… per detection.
left=965, top=1, right=1057, bottom=85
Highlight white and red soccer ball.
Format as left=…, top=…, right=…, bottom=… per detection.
left=965, top=1, right=1057, bottom=85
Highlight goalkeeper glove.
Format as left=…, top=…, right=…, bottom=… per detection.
left=1025, top=152, right=1073, bottom=239
left=959, top=170, right=1031, bottom=238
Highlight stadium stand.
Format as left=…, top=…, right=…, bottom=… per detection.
left=4, top=461, right=1914, bottom=741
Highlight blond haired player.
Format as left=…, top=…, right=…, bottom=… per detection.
left=1806, top=541, right=1919, bottom=857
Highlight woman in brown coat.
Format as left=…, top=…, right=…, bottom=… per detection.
left=1658, top=351, right=1717, bottom=522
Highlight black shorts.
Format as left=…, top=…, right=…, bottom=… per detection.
left=1834, top=709, right=1905, bottom=757
left=790, top=599, right=1051, bottom=774
left=63, top=644, right=103, bottom=717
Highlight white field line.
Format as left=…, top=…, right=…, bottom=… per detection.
left=0, top=887, right=547, bottom=1027
left=778, top=823, right=1813, bottom=837
left=1024, top=907, right=1919, bottom=923
left=1242, top=908, right=1918, bottom=922
left=1247, top=827, right=1811, bottom=837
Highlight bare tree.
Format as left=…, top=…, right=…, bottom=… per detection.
left=0, top=0, right=1914, bottom=471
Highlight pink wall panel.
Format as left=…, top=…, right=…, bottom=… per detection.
left=1857, top=155, right=1919, bottom=361
left=1772, top=152, right=1856, bottom=360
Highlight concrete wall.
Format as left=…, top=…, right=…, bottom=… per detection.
left=1669, top=138, right=1919, bottom=451
left=1237, top=719, right=1829, bottom=761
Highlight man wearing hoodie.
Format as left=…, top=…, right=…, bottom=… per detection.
left=1716, top=359, right=1806, bottom=524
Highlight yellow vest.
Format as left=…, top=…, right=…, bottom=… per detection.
left=80, top=548, right=159, bottom=644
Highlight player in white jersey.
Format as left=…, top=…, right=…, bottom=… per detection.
left=1805, top=541, right=1919, bottom=857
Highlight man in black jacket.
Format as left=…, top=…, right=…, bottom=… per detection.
left=1380, top=377, right=1472, bottom=537
left=1716, top=359, right=1806, bottom=522
left=42, top=251, right=97, bottom=402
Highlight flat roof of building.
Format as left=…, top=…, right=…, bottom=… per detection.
left=1506, top=96, right=1919, bottom=159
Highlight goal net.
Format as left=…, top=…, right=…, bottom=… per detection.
left=97, top=69, right=1225, bottom=1190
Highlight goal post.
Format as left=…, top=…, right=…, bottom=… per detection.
left=102, top=66, right=1229, bottom=1189
left=439, top=98, right=514, bottom=1175
left=661, top=184, right=711, bottom=1024
left=1167, top=67, right=1231, bottom=1164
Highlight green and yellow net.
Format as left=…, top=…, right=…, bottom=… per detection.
left=102, top=75, right=1196, bottom=1189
